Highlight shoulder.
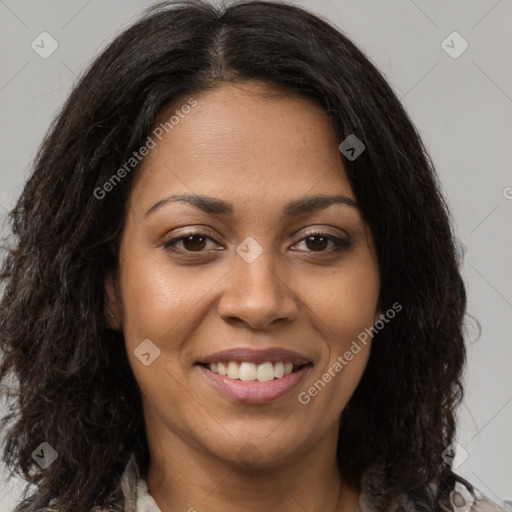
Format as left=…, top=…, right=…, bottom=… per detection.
left=357, top=464, right=510, bottom=512
left=454, top=482, right=512, bottom=512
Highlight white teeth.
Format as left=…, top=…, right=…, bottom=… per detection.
left=274, top=361, right=284, bottom=378
left=239, top=362, right=257, bottom=381
left=227, top=361, right=239, bottom=379
left=257, top=362, right=275, bottom=381
left=206, top=361, right=302, bottom=381
left=218, top=362, right=227, bottom=376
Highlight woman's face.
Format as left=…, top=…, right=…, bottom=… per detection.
left=106, top=82, right=381, bottom=468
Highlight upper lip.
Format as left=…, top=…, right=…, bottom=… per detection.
left=197, top=347, right=312, bottom=366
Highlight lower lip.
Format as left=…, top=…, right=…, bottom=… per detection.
left=197, top=365, right=310, bottom=404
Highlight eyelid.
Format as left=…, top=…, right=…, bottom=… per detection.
left=161, top=225, right=348, bottom=243
left=298, top=226, right=349, bottom=239
left=162, top=226, right=220, bottom=244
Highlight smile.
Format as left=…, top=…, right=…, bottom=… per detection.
left=196, top=347, right=313, bottom=404
left=205, top=361, right=300, bottom=381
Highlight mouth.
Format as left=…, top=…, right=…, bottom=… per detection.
left=197, top=361, right=309, bottom=381
left=195, top=347, right=313, bottom=404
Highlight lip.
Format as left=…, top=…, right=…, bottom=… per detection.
left=197, top=364, right=311, bottom=404
left=197, top=347, right=312, bottom=365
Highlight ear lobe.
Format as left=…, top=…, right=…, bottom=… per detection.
left=104, top=274, right=121, bottom=330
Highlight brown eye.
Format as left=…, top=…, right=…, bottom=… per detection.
left=163, top=231, right=216, bottom=253
left=181, top=234, right=207, bottom=252
left=294, top=231, right=352, bottom=254
left=304, top=234, right=330, bottom=252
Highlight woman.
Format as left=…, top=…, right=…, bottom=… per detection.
left=0, top=1, right=506, bottom=511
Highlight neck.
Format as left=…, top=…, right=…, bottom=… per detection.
left=145, top=420, right=360, bottom=512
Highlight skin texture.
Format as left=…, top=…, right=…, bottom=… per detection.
left=105, top=81, right=381, bottom=512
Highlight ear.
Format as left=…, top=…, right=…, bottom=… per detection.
left=104, top=272, right=121, bottom=330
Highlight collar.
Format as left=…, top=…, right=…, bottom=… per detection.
left=118, top=452, right=507, bottom=512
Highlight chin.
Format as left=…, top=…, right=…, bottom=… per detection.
left=200, top=430, right=310, bottom=470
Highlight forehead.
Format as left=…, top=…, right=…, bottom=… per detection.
left=129, top=82, right=354, bottom=210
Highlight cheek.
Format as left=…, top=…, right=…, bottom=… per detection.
left=116, top=255, right=203, bottom=416
left=308, top=253, right=380, bottom=342
left=118, top=253, right=213, bottom=348
left=297, top=252, right=379, bottom=412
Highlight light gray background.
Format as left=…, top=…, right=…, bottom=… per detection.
left=0, top=0, right=511, bottom=509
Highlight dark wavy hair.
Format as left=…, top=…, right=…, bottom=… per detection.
left=0, top=0, right=469, bottom=510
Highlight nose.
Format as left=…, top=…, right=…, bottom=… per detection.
left=216, top=244, right=299, bottom=330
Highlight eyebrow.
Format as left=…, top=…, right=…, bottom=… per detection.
left=145, top=193, right=358, bottom=218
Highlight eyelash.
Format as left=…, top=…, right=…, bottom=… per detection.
left=162, top=228, right=352, bottom=255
